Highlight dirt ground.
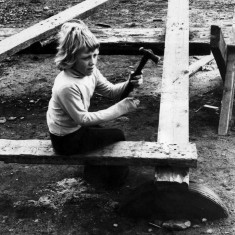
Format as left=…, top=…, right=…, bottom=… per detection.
left=0, top=0, right=235, bottom=234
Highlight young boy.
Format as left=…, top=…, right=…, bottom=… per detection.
left=46, top=20, right=143, bottom=187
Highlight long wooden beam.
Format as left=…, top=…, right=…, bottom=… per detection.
left=1, top=25, right=233, bottom=45
left=158, top=0, right=189, bottom=144
left=0, top=139, right=197, bottom=167
left=0, top=0, right=116, bottom=62
left=156, top=0, right=190, bottom=184
left=1, top=27, right=222, bottom=56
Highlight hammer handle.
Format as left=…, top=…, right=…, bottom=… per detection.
left=119, top=55, right=149, bottom=100
left=131, top=55, right=149, bottom=77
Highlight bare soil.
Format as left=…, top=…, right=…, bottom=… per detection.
left=0, top=0, right=235, bottom=234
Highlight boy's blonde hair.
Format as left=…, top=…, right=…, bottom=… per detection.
left=55, top=20, right=100, bottom=70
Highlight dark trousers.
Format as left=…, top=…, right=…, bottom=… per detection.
left=49, top=126, right=129, bottom=187
left=50, top=126, right=125, bottom=155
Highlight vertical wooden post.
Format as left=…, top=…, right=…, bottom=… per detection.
left=218, top=45, right=235, bottom=135
left=231, top=8, right=235, bottom=45
left=229, top=8, right=235, bottom=131
left=218, top=8, right=235, bottom=135
left=156, top=0, right=190, bottom=184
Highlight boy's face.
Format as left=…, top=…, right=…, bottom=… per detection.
left=73, top=48, right=99, bottom=76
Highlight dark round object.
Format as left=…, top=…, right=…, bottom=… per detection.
left=118, top=180, right=229, bottom=220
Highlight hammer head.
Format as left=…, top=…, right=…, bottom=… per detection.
left=139, top=47, right=160, bottom=64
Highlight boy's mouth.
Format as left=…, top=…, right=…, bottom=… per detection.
left=86, top=68, right=94, bottom=75
left=87, top=67, right=94, bottom=72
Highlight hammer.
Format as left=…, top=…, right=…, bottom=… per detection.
left=120, top=47, right=160, bottom=100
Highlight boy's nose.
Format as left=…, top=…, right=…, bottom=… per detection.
left=89, top=59, right=94, bottom=66
left=90, top=57, right=97, bottom=65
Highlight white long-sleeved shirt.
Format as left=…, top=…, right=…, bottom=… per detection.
left=47, top=67, right=129, bottom=136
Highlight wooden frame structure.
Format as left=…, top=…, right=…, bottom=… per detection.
left=0, top=0, right=199, bottom=185
left=211, top=8, right=235, bottom=136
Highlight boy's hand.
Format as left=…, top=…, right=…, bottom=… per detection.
left=119, top=97, right=140, bottom=113
left=119, top=72, right=143, bottom=101
left=129, top=72, right=143, bottom=88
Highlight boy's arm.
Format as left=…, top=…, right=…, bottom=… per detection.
left=58, top=85, right=138, bottom=126
left=95, top=68, right=143, bottom=100
left=95, top=68, right=129, bottom=100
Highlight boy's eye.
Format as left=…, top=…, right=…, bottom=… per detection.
left=82, top=56, right=90, bottom=60
left=81, top=53, right=98, bottom=61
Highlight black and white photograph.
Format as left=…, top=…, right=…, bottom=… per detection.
left=0, top=0, right=234, bottom=234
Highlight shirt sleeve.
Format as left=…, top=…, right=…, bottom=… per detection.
left=94, top=68, right=129, bottom=100
left=58, top=84, right=131, bottom=126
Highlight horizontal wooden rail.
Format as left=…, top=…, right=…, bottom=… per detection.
left=0, top=27, right=215, bottom=43
left=0, top=139, right=197, bottom=168
left=1, top=27, right=228, bottom=56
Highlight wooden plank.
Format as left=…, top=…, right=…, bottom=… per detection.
left=156, top=0, right=190, bottom=184
left=0, top=0, right=116, bottom=62
left=0, top=27, right=219, bottom=56
left=0, top=27, right=215, bottom=42
left=218, top=45, right=235, bottom=135
left=0, top=139, right=197, bottom=167
left=158, top=0, right=189, bottom=144
left=210, top=25, right=227, bottom=81
left=1, top=24, right=233, bottom=45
